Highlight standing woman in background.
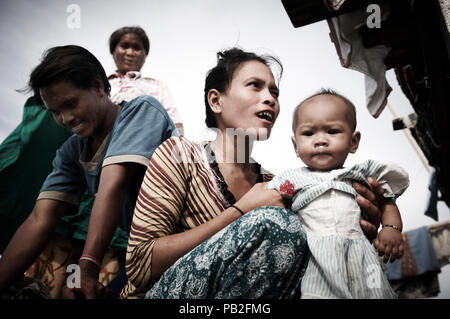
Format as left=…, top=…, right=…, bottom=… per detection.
left=108, top=26, right=184, bottom=135
left=0, top=45, right=177, bottom=299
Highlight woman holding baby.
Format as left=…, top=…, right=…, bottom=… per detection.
left=120, top=47, right=389, bottom=299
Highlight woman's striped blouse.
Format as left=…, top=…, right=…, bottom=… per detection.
left=120, top=136, right=272, bottom=299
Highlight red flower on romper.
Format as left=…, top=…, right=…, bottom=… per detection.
left=279, top=179, right=295, bottom=197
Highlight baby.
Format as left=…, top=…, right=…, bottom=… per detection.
left=268, top=89, right=409, bottom=299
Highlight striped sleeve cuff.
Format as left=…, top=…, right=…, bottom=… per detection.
left=102, top=154, right=150, bottom=168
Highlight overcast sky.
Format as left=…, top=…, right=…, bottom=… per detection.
left=1, top=0, right=448, bottom=298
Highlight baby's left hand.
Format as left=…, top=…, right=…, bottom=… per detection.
left=374, top=227, right=404, bottom=263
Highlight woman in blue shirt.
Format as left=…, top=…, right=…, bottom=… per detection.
left=0, top=45, right=177, bottom=299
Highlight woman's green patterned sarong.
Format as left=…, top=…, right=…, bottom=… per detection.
left=145, top=206, right=310, bottom=299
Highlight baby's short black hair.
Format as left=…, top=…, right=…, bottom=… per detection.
left=292, top=88, right=357, bottom=132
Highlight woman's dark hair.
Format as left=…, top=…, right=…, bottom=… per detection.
left=204, top=47, right=283, bottom=128
left=25, top=45, right=111, bottom=105
left=109, top=26, right=150, bottom=55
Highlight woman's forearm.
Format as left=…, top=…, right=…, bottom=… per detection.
left=81, top=191, right=125, bottom=265
left=0, top=200, right=65, bottom=291
left=149, top=183, right=286, bottom=283
left=80, top=164, right=131, bottom=270
left=149, top=207, right=241, bottom=284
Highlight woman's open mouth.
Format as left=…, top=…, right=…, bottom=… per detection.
left=256, top=110, right=274, bottom=123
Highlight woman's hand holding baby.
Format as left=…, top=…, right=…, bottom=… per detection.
left=234, top=182, right=287, bottom=214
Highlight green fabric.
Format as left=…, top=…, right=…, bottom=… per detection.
left=56, top=193, right=129, bottom=250
left=0, top=98, right=128, bottom=254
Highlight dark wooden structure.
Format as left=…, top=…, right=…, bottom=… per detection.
left=282, top=0, right=450, bottom=209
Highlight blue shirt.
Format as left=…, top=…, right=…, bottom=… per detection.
left=38, top=95, right=178, bottom=230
